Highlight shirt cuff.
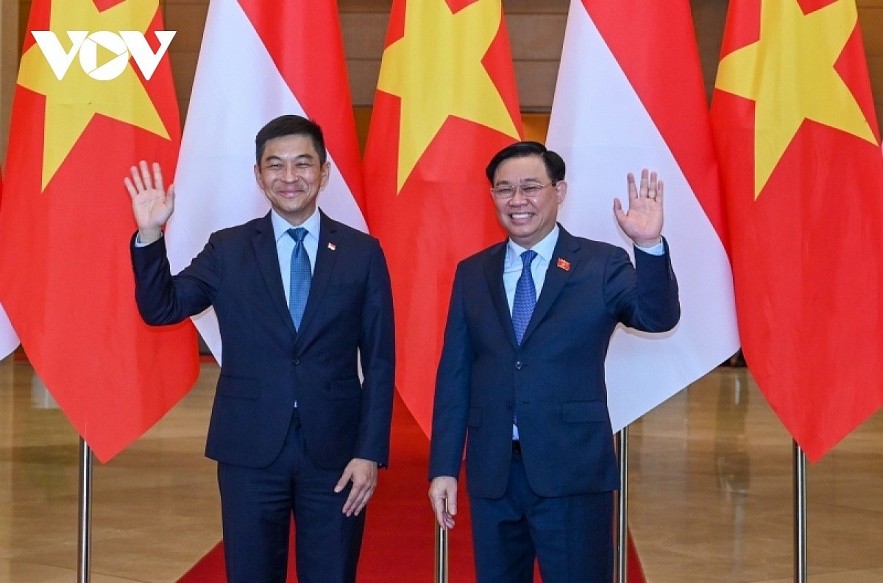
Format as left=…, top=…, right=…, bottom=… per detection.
left=134, top=232, right=163, bottom=248
left=635, top=240, right=664, bottom=256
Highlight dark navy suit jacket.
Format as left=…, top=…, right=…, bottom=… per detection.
left=131, top=211, right=395, bottom=470
left=428, top=225, right=679, bottom=499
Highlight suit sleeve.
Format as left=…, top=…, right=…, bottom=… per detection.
left=130, top=233, right=217, bottom=325
left=428, top=264, right=472, bottom=480
left=355, top=241, right=396, bottom=466
left=604, top=237, right=680, bottom=332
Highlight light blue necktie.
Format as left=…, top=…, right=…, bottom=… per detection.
left=288, top=228, right=311, bottom=330
left=512, top=250, right=537, bottom=345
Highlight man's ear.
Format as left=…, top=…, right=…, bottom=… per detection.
left=555, top=180, right=567, bottom=205
left=319, top=161, right=331, bottom=189
left=254, top=164, right=264, bottom=190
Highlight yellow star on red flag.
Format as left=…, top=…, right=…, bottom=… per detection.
left=715, top=0, right=877, bottom=198
left=17, top=0, right=170, bottom=189
left=376, top=0, right=520, bottom=192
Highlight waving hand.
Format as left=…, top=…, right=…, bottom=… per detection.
left=613, top=169, right=664, bottom=248
left=124, top=161, right=174, bottom=245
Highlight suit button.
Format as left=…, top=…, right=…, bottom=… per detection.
left=515, top=361, right=523, bottom=370
left=293, top=358, right=301, bottom=366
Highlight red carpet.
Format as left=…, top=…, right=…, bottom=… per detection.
left=178, top=393, right=646, bottom=582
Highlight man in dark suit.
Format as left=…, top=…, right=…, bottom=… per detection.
left=428, top=141, right=679, bottom=582
left=125, top=115, right=395, bottom=583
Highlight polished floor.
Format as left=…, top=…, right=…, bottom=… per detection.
left=1, top=354, right=881, bottom=582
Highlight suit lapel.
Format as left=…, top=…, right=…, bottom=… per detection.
left=252, top=213, right=297, bottom=336
left=483, top=242, right=518, bottom=349
left=296, top=211, right=338, bottom=341
left=521, top=226, right=580, bottom=345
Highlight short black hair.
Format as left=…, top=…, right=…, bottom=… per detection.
left=485, top=141, right=566, bottom=184
left=255, top=115, right=327, bottom=166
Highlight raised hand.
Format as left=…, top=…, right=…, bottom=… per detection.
left=124, top=161, right=174, bottom=244
left=613, top=169, right=664, bottom=247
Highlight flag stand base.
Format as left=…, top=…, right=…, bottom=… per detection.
left=793, top=441, right=807, bottom=582
left=78, top=437, right=92, bottom=583
left=615, top=427, right=629, bottom=583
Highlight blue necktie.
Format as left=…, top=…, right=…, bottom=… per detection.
left=288, top=228, right=311, bottom=330
left=512, top=250, right=537, bottom=345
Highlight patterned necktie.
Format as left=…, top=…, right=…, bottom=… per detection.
left=512, top=250, right=537, bottom=345
left=288, top=227, right=311, bottom=330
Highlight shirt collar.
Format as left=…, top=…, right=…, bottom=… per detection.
left=506, top=224, right=559, bottom=264
left=272, top=207, right=321, bottom=243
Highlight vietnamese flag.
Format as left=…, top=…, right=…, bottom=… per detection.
left=546, top=0, right=739, bottom=432
left=710, top=0, right=883, bottom=460
left=363, top=0, right=522, bottom=437
left=0, top=0, right=199, bottom=461
left=168, top=0, right=367, bottom=360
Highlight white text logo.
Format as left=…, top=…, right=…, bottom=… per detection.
left=32, top=30, right=176, bottom=81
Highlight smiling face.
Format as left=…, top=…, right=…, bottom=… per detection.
left=491, top=154, right=566, bottom=249
left=254, top=133, right=330, bottom=226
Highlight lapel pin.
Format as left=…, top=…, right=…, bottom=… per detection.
left=327, top=242, right=337, bottom=251
left=556, top=258, right=571, bottom=271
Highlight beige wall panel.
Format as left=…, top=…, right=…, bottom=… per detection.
left=340, top=0, right=392, bottom=12
left=865, top=6, right=883, bottom=130
left=340, top=12, right=387, bottom=57
left=869, top=55, right=883, bottom=130
left=164, top=2, right=208, bottom=54
left=17, top=0, right=28, bottom=51
left=17, top=1, right=27, bottom=32
left=353, top=105, right=372, bottom=152
left=513, top=60, right=558, bottom=111
left=691, top=0, right=728, bottom=101
left=170, top=51, right=199, bottom=124
left=505, top=0, right=567, bottom=14
left=347, top=59, right=382, bottom=107
left=859, top=8, right=883, bottom=55
left=165, top=1, right=204, bottom=127
left=507, top=13, right=566, bottom=61
left=1, top=0, right=20, bottom=161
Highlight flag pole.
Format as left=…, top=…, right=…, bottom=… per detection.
left=793, top=441, right=807, bottom=582
left=434, top=500, right=449, bottom=583
left=77, top=437, right=93, bottom=583
left=615, top=427, right=629, bottom=583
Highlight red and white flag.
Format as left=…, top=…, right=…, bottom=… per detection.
left=547, top=0, right=739, bottom=430
left=0, top=168, right=20, bottom=360
left=0, top=304, right=17, bottom=361
left=169, top=0, right=366, bottom=360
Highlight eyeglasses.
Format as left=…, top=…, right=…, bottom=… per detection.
left=490, top=182, right=555, bottom=199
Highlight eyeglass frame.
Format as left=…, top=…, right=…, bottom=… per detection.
left=490, top=181, right=558, bottom=200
